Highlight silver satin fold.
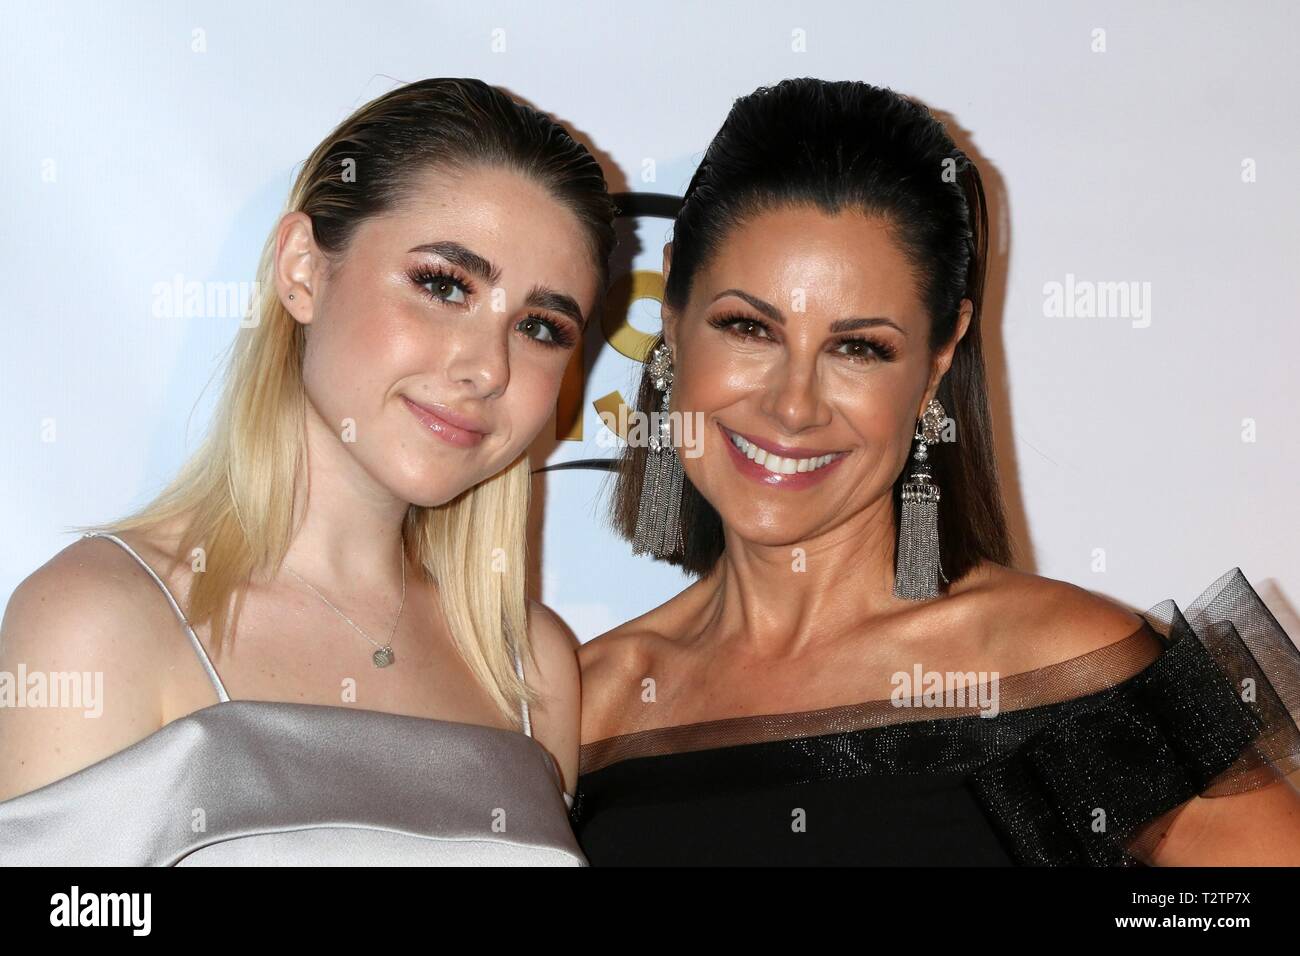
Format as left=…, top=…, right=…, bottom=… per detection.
left=0, top=531, right=584, bottom=866
left=0, top=700, right=584, bottom=866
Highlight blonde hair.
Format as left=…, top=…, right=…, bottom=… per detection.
left=76, top=79, right=616, bottom=726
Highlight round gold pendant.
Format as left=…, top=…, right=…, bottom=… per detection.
left=372, top=647, right=395, bottom=668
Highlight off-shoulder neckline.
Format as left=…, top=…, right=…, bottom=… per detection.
left=578, top=618, right=1166, bottom=770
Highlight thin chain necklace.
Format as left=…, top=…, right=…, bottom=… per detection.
left=285, top=548, right=407, bottom=668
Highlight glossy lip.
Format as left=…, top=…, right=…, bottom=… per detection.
left=717, top=421, right=849, bottom=489
left=719, top=422, right=843, bottom=460
left=402, top=396, right=488, bottom=448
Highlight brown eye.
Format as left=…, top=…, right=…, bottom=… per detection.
left=708, top=313, right=774, bottom=339
left=515, top=314, right=576, bottom=350
left=833, top=337, right=897, bottom=363
left=408, top=267, right=471, bottom=305
left=517, top=315, right=555, bottom=343
left=431, top=277, right=462, bottom=301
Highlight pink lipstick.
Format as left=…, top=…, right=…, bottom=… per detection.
left=717, top=421, right=848, bottom=490
left=403, top=396, right=487, bottom=448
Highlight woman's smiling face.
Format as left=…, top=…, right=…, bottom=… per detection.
left=280, top=163, right=600, bottom=507
left=663, top=204, right=971, bottom=546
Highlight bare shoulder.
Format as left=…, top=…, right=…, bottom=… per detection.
left=960, top=562, right=1148, bottom=674
left=523, top=599, right=580, bottom=702
left=577, top=593, right=694, bottom=744
left=576, top=617, right=652, bottom=679
left=577, top=574, right=710, bottom=676
left=576, top=601, right=678, bottom=694
left=1, top=531, right=179, bottom=677
left=575, top=618, right=649, bottom=740
left=0, top=531, right=177, bottom=800
left=522, top=599, right=581, bottom=793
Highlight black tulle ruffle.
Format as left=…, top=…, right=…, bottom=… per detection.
left=970, top=568, right=1300, bottom=865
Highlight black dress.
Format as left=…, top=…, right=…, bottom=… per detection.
left=570, top=568, right=1300, bottom=866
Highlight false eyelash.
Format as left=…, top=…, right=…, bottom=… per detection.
left=407, top=264, right=475, bottom=301
left=836, top=335, right=898, bottom=362
left=405, top=265, right=576, bottom=350
left=707, top=312, right=898, bottom=362
left=518, top=314, right=576, bottom=349
left=707, top=311, right=774, bottom=339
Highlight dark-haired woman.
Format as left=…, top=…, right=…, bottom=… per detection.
left=0, top=78, right=616, bottom=865
left=572, top=78, right=1300, bottom=866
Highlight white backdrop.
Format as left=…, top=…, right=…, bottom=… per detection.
left=3, top=0, right=1297, bottom=641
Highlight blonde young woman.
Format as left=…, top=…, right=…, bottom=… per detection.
left=0, top=78, right=616, bottom=865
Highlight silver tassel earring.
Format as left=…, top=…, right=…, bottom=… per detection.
left=632, top=341, right=685, bottom=558
left=893, top=398, right=949, bottom=601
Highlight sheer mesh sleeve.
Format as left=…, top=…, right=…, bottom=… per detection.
left=968, top=568, right=1300, bottom=866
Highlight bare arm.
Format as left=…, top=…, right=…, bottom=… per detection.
left=0, top=541, right=164, bottom=802
left=521, top=600, right=582, bottom=795
left=1147, top=772, right=1300, bottom=866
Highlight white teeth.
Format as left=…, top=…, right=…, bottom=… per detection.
left=726, top=429, right=839, bottom=474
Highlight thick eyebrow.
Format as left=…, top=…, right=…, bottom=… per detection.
left=409, top=241, right=586, bottom=328
left=407, top=241, right=502, bottom=286
left=525, top=284, right=586, bottom=329
left=711, top=288, right=906, bottom=337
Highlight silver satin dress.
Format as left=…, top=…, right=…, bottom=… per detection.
left=0, top=532, right=585, bottom=866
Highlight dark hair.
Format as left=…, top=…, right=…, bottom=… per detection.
left=611, top=78, right=1013, bottom=589
left=298, top=77, right=618, bottom=294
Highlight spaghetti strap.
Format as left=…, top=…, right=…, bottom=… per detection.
left=512, top=638, right=532, bottom=738
left=512, top=636, right=572, bottom=805
left=81, top=531, right=231, bottom=704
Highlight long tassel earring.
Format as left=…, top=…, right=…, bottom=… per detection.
left=632, top=342, right=685, bottom=558
left=893, top=398, right=950, bottom=600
